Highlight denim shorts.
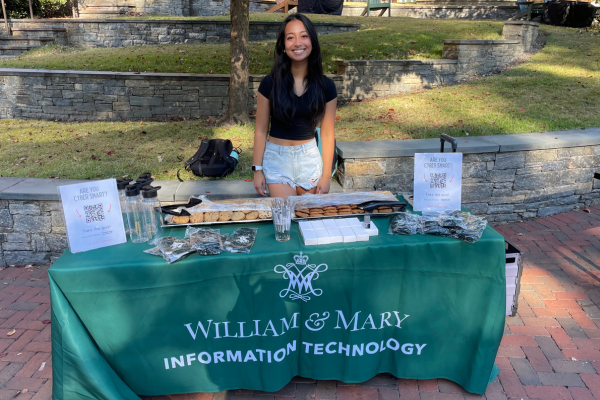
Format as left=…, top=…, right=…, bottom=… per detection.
left=263, top=140, right=323, bottom=191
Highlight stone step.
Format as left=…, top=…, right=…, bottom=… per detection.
left=0, top=45, right=38, bottom=55
left=11, top=26, right=67, bottom=38
left=78, top=11, right=132, bottom=16
left=11, top=27, right=67, bottom=34
left=81, top=4, right=136, bottom=8
left=0, top=36, right=54, bottom=46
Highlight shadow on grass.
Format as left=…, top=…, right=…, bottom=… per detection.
left=0, top=120, right=256, bottom=181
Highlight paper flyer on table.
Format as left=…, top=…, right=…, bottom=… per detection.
left=59, top=179, right=127, bottom=253
left=413, top=153, right=463, bottom=212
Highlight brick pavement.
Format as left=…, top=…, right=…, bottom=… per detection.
left=3, top=206, right=600, bottom=400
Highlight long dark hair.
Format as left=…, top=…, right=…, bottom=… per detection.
left=269, top=14, right=326, bottom=131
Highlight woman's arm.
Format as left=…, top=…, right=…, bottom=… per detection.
left=253, top=92, right=270, bottom=197
left=316, top=98, right=337, bottom=195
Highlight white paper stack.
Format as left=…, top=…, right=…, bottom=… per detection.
left=298, top=217, right=372, bottom=246
left=302, top=230, right=317, bottom=245
left=338, top=226, right=356, bottom=243
left=315, top=228, right=331, bottom=245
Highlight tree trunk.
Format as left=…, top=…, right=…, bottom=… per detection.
left=223, top=0, right=250, bottom=125
left=1, top=0, right=10, bottom=36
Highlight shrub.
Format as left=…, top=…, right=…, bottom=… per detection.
left=39, top=0, right=72, bottom=18
left=0, top=0, right=41, bottom=19
left=0, top=0, right=72, bottom=18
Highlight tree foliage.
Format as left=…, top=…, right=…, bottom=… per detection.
left=0, top=0, right=72, bottom=19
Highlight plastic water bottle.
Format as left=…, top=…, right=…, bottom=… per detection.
left=117, top=180, right=130, bottom=234
left=142, top=187, right=163, bottom=245
left=125, top=185, right=148, bottom=243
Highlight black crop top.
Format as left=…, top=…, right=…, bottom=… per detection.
left=258, top=75, right=337, bottom=141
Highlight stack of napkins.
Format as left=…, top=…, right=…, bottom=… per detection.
left=299, top=217, right=377, bottom=246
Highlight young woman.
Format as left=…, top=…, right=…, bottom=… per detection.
left=252, top=13, right=337, bottom=199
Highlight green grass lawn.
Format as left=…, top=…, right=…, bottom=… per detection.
left=0, top=23, right=598, bottom=182
left=0, top=16, right=504, bottom=75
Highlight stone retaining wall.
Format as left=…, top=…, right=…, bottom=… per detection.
left=341, top=4, right=517, bottom=19
left=2, top=130, right=600, bottom=266
left=3, top=131, right=600, bottom=266
left=0, top=21, right=539, bottom=121
left=0, top=200, right=67, bottom=266
left=7, top=19, right=359, bottom=47
left=335, top=134, right=600, bottom=224
left=76, top=0, right=271, bottom=16
left=337, top=21, right=539, bottom=101
left=0, top=72, right=343, bottom=121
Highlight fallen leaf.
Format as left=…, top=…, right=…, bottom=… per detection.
left=42, top=320, right=51, bottom=324
left=519, top=109, right=526, bottom=113
left=22, top=389, right=28, bottom=393
left=7, top=329, right=16, bottom=336
left=12, top=390, right=20, bottom=398
left=335, top=116, right=341, bottom=120
left=0, top=353, right=6, bottom=358
left=245, top=179, right=252, bottom=182
left=583, top=207, right=591, bottom=213
left=107, top=151, right=115, bottom=155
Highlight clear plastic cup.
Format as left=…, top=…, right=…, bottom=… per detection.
left=272, top=198, right=291, bottom=242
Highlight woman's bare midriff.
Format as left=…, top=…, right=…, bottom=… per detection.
left=268, top=136, right=313, bottom=146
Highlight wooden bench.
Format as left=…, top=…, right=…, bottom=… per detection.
left=264, top=0, right=298, bottom=12
left=361, top=0, right=391, bottom=16
left=512, top=1, right=534, bottom=19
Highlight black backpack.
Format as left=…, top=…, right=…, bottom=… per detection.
left=181, top=139, right=240, bottom=179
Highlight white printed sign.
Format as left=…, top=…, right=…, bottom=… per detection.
left=59, top=179, right=127, bottom=253
left=413, top=153, right=463, bottom=212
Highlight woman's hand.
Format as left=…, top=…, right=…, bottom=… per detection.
left=254, top=171, right=267, bottom=197
left=316, top=176, right=330, bottom=195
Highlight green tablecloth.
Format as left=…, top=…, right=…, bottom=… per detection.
left=50, top=212, right=506, bottom=400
